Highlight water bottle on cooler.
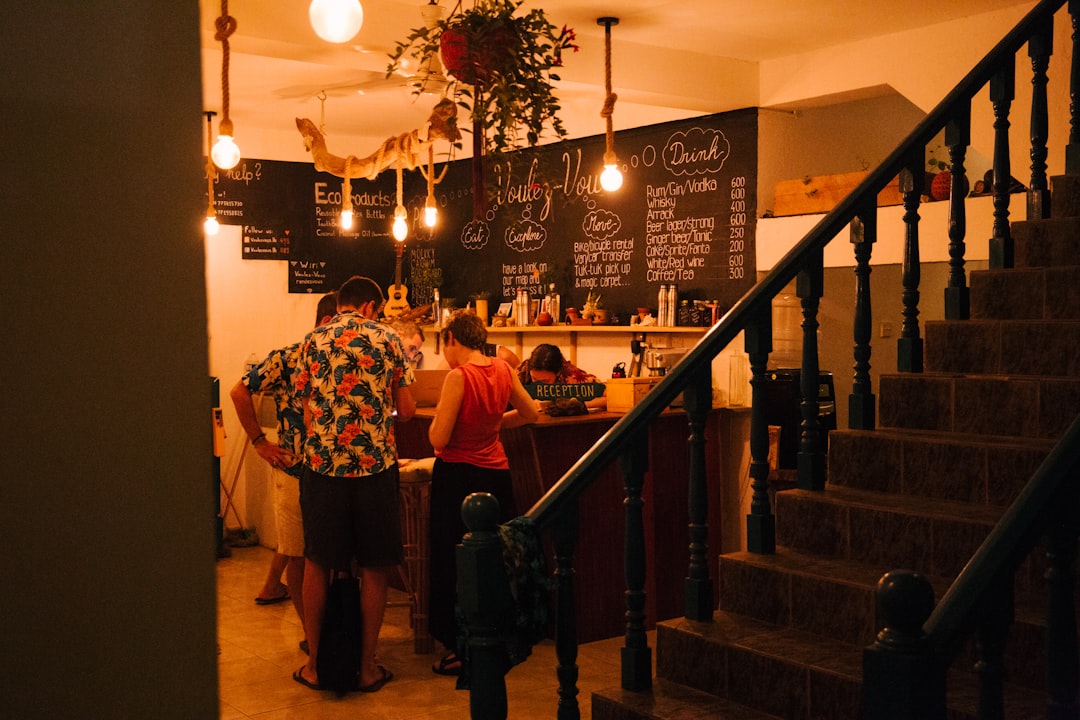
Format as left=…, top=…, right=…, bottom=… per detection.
left=658, top=284, right=669, bottom=326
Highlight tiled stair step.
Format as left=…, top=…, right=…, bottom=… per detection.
left=655, top=611, right=864, bottom=719
left=592, top=678, right=784, bottom=720
left=878, top=372, right=1080, bottom=438
left=773, top=485, right=1002, bottom=578
left=1013, top=215, right=1080, bottom=268
left=649, top=612, right=1046, bottom=720
left=922, top=319, right=1080, bottom=377
left=1047, top=173, right=1080, bottom=219
left=717, top=546, right=1054, bottom=690
left=718, top=546, right=946, bottom=647
left=827, top=427, right=1054, bottom=505
left=970, top=265, right=1080, bottom=320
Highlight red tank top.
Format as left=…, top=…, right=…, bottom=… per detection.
left=436, top=358, right=513, bottom=469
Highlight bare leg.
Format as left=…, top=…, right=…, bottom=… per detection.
left=358, top=565, right=392, bottom=687
left=285, top=555, right=306, bottom=629
left=300, top=558, right=329, bottom=685
left=256, top=551, right=289, bottom=601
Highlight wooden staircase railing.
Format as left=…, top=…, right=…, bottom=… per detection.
left=458, top=1, right=1079, bottom=717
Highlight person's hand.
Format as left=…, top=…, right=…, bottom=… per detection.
left=253, top=438, right=297, bottom=470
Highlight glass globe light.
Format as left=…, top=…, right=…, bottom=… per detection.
left=340, top=208, right=354, bottom=230
left=204, top=215, right=220, bottom=236
left=600, top=163, right=623, bottom=192
left=211, top=134, right=241, bottom=170
left=309, top=0, right=364, bottom=43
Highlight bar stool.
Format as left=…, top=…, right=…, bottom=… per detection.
left=397, top=457, right=435, bottom=653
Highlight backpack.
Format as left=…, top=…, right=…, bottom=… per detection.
left=316, top=572, right=362, bottom=694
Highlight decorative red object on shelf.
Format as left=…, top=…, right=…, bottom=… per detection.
left=929, top=171, right=971, bottom=201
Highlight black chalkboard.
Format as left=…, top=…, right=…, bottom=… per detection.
left=208, top=108, right=758, bottom=316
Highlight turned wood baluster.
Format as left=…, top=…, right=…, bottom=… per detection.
left=620, top=429, right=652, bottom=691
left=974, top=574, right=1014, bottom=720
left=1067, top=0, right=1080, bottom=173
left=553, top=505, right=581, bottom=719
left=746, top=308, right=775, bottom=554
left=1028, top=14, right=1054, bottom=220
left=945, top=108, right=972, bottom=320
left=849, top=204, right=877, bottom=430
left=990, top=59, right=1016, bottom=269
left=797, top=248, right=825, bottom=491
left=1045, top=506, right=1080, bottom=720
left=683, top=365, right=714, bottom=620
left=898, top=148, right=924, bottom=373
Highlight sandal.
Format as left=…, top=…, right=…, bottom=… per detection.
left=432, top=652, right=462, bottom=676
left=292, top=666, right=321, bottom=691
left=357, top=665, right=394, bottom=693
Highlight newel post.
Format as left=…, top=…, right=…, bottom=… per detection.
left=458, top=492, right=509, bottom=720
left=862, top=571, right=945, bottom=720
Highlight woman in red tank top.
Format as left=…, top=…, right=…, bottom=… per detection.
left=426, top=311, right=538, bottom=675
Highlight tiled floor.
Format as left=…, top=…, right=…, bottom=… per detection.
left=217, top=544, right=636, bottom=719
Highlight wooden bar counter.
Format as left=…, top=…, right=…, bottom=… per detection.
left=396, top=404, right=744, bottom=643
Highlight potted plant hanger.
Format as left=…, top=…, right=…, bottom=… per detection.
left=388, top=0, right=578, bottom=216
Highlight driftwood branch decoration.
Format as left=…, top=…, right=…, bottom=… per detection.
left=295, top=98, right=461, bottom=180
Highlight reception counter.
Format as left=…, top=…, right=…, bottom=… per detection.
left=396, top=405, right=749, bottom=643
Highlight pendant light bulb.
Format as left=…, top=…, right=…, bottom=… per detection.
left=211, top=134, right=241, bottom=170
left=392, top=205, right=408, bottom=241
left=340, top=208, right=354, bottom=230
left=309, top=0, right=364, bottom=43
left=424, top=196, right=437, bottom=227
left=601, top=163, right=623, bottom=192
left=204, top=215, right=220, bottom=236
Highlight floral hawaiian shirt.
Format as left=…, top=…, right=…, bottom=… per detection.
left=242, top=342, right=304, bottom=478
left=295, top=312, right=414, bottom=477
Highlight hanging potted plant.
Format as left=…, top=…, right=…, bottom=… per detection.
left=388, top=0, right=578, bottom=215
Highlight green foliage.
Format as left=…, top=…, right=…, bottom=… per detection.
left=388, top=0, right=578, bottom=159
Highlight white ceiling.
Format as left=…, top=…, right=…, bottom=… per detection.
left=199, top=0, right=1034, bottom=154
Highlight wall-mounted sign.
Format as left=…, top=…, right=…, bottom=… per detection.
left=208, top=108, right=758, bottom=313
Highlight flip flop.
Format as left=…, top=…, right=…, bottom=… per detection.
left=357, top=665, right=394, bottom=693
left=255, top=588, right=290, bottom=605
left=292, top=666, right=321, bottom=691
left=432, top=652, right=462, bottom=676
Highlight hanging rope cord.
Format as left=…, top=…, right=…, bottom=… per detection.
left=215, top=0, right=238, bottom=133
left=601, top=19, right=618, bottom=165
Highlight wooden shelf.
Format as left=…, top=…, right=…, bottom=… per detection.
left=485, top=324, right=706, bottom=335
left=455, top=324, right=707, bottom=364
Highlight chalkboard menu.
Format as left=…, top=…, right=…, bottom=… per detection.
left=208, top=107, right=757, bottom=317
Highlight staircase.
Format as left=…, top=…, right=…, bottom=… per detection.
left=592, top=175, right=1080, bottom=719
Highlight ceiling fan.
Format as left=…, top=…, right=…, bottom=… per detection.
left=273, top=1, right=451, bottom=103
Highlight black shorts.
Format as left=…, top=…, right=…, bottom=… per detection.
left=300, top=464, right=404, bottom=571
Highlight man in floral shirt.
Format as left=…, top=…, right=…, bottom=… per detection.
left=229, top=292, right=337, bottom=642
left=293, top=275, right=415, bottom=693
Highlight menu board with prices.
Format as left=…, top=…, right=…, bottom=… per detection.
left=207, top=107, right=758, bottom=316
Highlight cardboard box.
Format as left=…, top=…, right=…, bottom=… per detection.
left=606, top=377, right=662, bottom=412
left=773, top=170, right=902, bottom=217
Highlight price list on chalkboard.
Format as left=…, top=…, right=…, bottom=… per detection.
left=207, top=107, right=757, bottom=312
left=414, top=107, right=758, bottom=318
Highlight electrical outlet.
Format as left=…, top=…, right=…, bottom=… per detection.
left=880, top=322, right=894, bottom=338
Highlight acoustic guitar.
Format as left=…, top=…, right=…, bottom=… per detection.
left=383, top=241, right=410, bottom=318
